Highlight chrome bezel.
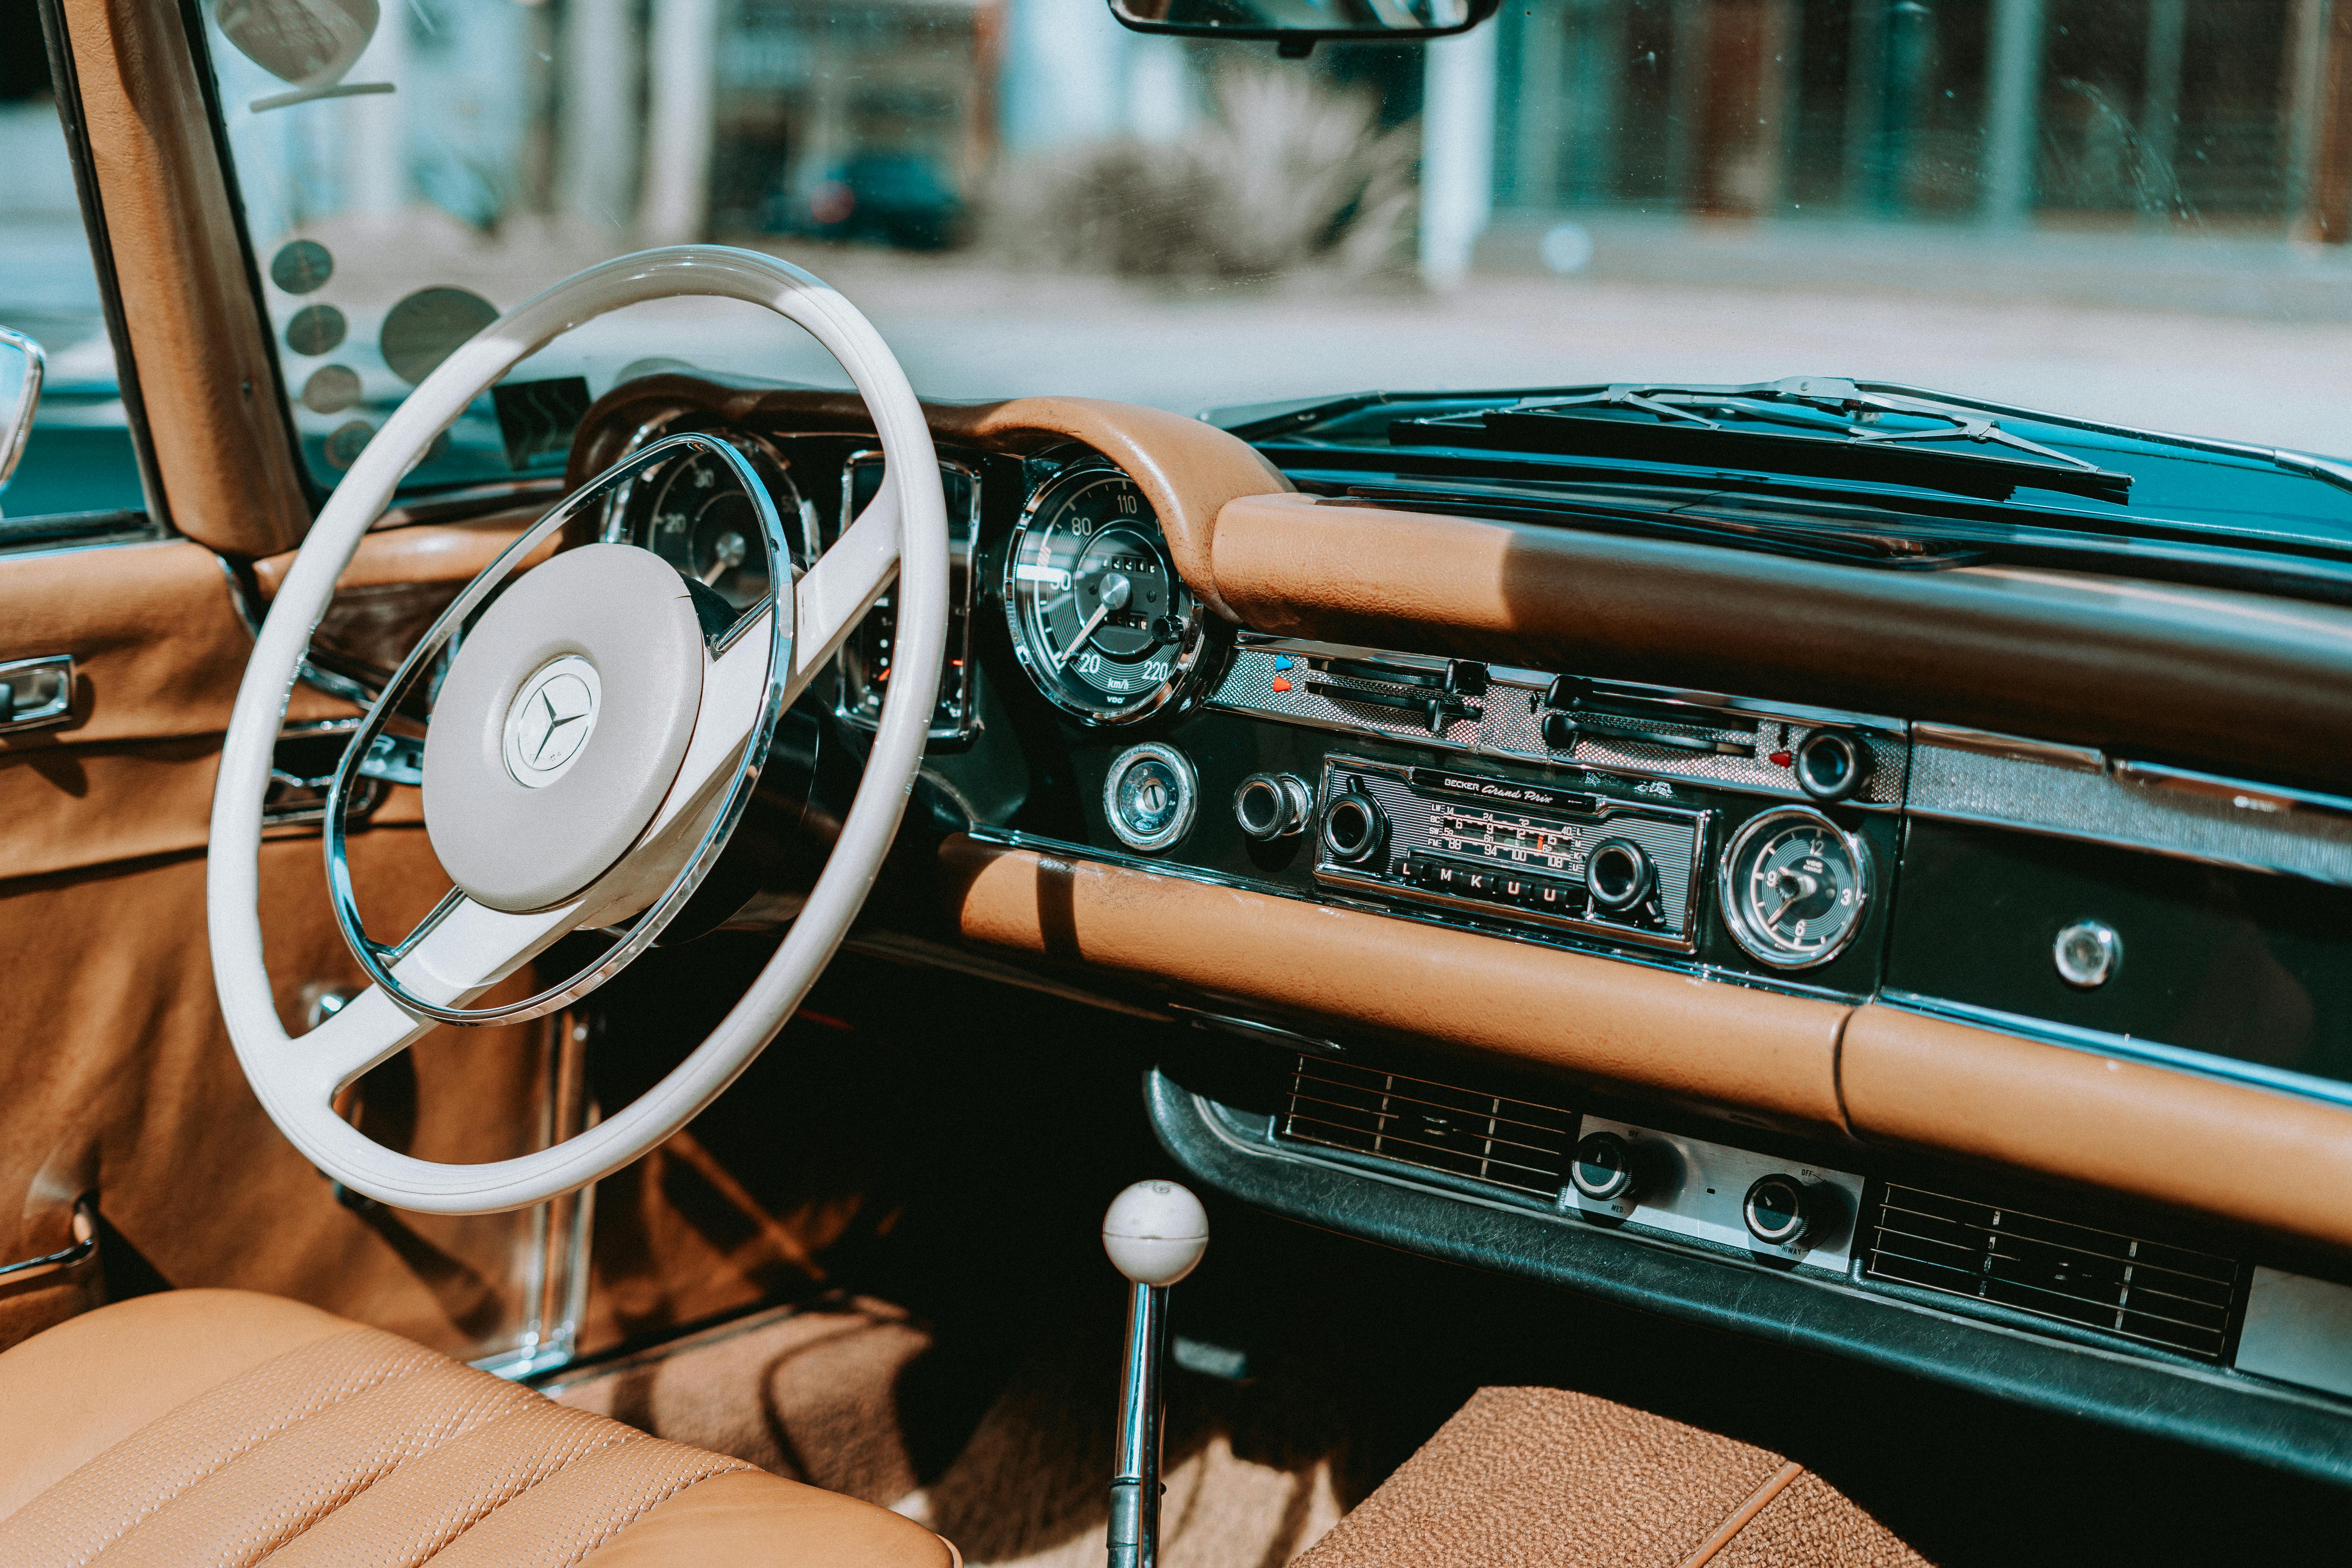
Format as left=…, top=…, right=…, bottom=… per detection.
left=1102, top=742, right=1199, bottom=853
left=1003, top=461, right=1212, bottom=726
left=600, top=422, right=819, bottom=577
left=836, top=448, right=983, bottom=740
left=1716, top=806, right=1873, bottom=971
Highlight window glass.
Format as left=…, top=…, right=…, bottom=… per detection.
left=0, top=0, right=145, bottom=534
left=191, top=0, right=2350, bottom=510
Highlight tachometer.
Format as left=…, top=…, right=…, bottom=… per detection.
left=1719, top=807, right=1871, bottom=969
left=608, top=436, right=812, bottom=613
left=1004, top=465, right=1210, bottom=723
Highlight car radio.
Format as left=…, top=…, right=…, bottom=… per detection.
left=1310, top=754, right=1712, bottom=953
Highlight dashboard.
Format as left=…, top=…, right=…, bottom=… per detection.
left=573, top=377, right=2352, bottom=1485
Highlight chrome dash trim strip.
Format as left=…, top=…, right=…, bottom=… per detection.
left=964, top=827, right=1298, bottom=900
left=1908, top=722, right=2103, bottom=772
left=1879, top=991, right=2352, bottom=1114
left=1907, top=733, right=2352, bottom=886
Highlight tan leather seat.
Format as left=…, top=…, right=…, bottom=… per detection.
left=0, top=1290, right=960, bottom=1567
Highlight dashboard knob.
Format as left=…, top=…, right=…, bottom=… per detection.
left=1233, top=772, right=1314, bottom=841
left=1320, top=788, right=1388, bottom=867
left=1568, top=1131, right=1639, bottom=1203
left=1742, top=1173, right=1812, bottom=1248
left=1794, top=728, right=1872, bottom=803
left=1585, top=838, right=1653, bottom=913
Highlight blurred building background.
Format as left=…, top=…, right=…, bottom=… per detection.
left=4, top=0, right=2352, bottom=518
left=66, top=0, right=2351, bottom=278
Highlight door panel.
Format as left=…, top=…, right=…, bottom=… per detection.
left=0, top=528, right=559, bottom=1360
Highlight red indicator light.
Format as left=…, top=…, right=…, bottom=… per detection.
left=1768, top=750, right=1793, bottom=768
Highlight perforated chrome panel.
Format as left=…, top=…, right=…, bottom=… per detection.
left=1210, top=642, right=1907, bottom=807
left=1909, top=732, right=2352, bottom=886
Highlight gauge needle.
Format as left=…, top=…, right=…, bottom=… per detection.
left=700, top=531, right=748, bottom=586
left=1056, top=572, right=1130, bottom=669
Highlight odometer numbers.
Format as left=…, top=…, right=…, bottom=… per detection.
left=1005, top=467, right=1203, bottom=724
left=1717, top=807, right=1871, bottom=969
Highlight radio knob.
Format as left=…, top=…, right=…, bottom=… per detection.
left=1568, top=1132, right=1639, bottom=1203
left=1794, top=728, right=1872, bottom=804
left=1585, top=838, right=1653, bottom=913
left=1742, top=1173, right=1811, bottom=1248
left=1233, top=772, right=1314, bottom=841
left=1319, top=789, right=1389, bottom=867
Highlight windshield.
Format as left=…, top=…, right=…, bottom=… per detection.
left=181, top=0, right=2352, bottom=508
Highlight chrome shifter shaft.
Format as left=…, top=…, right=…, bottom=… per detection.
left=1102, top=1181, right=1210, bottom=1568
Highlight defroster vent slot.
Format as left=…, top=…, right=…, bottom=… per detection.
left=1865, top=1183, right=2239, bottom=1361
left=1278, top=1056, right=1573, bottom=1201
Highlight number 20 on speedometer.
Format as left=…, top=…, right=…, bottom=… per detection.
left=1004, top=468, right=1208, bottom=724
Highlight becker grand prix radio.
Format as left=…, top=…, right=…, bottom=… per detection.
left=1311, top=755, right=1713, bottom=953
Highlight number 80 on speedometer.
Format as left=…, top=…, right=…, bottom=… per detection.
left=1004, top=466, right=1211, bottom=724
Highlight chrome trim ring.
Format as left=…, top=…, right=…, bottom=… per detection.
left=1102, top=742, right=1199, bottom=853
left=1716, top=806, right=1874, bottom=971
left=1003, top=459, right=1218, bottom=727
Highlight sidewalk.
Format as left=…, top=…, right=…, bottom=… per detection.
left=1479, top=210, right=2352, bottom=325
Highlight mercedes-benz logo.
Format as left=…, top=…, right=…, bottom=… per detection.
left=501, top=656, right=601, bottom=788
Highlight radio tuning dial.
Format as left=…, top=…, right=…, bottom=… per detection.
left=1585, top=838, right=1654, bottom=914
left=1320, top=788, right=1388, bottom=867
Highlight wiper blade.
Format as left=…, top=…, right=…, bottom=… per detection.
left=1391, top=376, right=2135, bottom=505
left=1335, top=482, right=1988, bottom=570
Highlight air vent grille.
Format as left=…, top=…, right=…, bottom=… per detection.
left=1866, top=1183, right=2238, bottom=1361
left=1279, top=1056, right=1573, bottom=1200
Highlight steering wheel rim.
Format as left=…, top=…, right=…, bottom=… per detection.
left=206, top=247, right=949, bottom=1215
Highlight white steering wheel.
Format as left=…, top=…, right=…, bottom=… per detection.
left=206, top=248, right=948, bottom=1214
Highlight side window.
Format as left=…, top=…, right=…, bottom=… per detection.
left=0, top=0, right=148, bottom=537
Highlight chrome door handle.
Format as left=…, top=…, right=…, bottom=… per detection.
left=0, top=653, right=73, bottom=733
left=0, top=1194, right=98, bottom=1286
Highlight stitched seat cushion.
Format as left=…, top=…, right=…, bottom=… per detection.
left=0, top=1290, right=956, bottom=1568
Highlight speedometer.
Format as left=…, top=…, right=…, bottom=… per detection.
left=1004, top=465, right=1212, bottom=723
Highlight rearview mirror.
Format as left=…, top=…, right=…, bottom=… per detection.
left=0, top=328, right=43, bottom=504
left=1108, top=0, right=1496, bottom=46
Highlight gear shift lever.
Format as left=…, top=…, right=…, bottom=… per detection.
left=1102, top=1180, right=1209, bottom=1568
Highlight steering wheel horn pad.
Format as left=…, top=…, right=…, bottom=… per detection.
left=421, top=543, right=706, bottom=914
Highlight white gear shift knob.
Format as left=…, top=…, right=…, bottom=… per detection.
left=1102, top=1180, right=1210, bottom=1287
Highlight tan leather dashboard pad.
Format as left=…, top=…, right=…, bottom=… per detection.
left=1840, top=1004, right=2352, bottom=1253
left=940, top=835, right=1851, bottom=1134
left=946, top=836, right=2352, bottom=1251
left=1208, top=492, right=2352, bottom=794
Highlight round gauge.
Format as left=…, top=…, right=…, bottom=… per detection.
left=1718, top=807, right=1872, bottom=969
left=623, top=441, right=806, bottom=611
left=1005, top=466, right=1208, bottom=724
left=1103, top=742, right=1198, bottom=851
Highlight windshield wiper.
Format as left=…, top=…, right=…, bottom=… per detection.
left=1390, top=376, right=2135, bottom=505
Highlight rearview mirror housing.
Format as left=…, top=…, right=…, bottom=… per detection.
left=1108, top=0, right=1497, bottom=47
left=0, top=328, right=44, bottom=502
